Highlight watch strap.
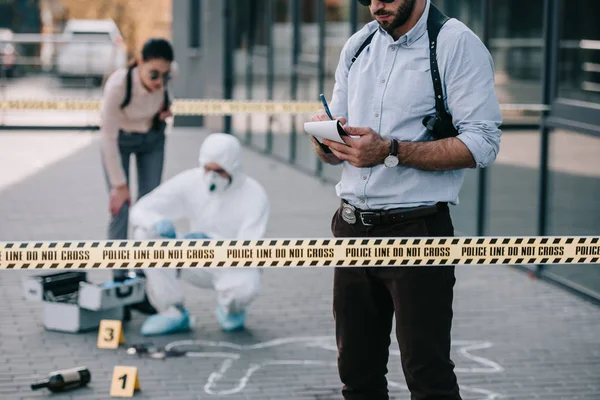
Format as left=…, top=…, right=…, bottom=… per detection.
left=390, top=139, right=398, bottom=156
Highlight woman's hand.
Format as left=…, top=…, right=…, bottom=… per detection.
left=109, top=185, right=131, bottom=216
left=159, top=109, right=172, bottom=121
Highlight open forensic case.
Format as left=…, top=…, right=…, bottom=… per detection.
left=22, top=271, right=145, bottom=333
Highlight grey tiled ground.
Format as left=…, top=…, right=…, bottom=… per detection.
left=0, top=127, right=599, bottom=399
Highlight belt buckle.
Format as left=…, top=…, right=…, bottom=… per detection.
left=360, top=212, right=377, bottom=226
left=341, top=203, right=357, bottom=225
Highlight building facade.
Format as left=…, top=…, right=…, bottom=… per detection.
left=172, top=0, right=600, bottom=300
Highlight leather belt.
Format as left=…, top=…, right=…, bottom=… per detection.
left=341, top=199, right=444, bottom=226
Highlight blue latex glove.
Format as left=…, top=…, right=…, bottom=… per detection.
left=100, top=277, right=137, bottom=289
left=183, top=232, right=211, bottom=239
left=154, top=220, right=177, bottom=239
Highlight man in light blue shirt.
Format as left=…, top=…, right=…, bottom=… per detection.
left=309, top=0, right=502, bottom=399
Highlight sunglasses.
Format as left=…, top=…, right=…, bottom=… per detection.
left=149, top=70, right=171, bottom=81
left=357, top=0, right=395, bottom=5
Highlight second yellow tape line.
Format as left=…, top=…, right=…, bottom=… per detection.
left=0, top=99, right=323, bottom=115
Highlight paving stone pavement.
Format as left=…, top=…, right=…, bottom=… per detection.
left=0, top=127, right=599, bottom=400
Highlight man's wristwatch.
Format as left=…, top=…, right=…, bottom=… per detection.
left=384, top=138, right=399, bottom=168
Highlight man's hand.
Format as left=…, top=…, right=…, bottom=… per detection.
left=322, top=125, right=390, bottom=168
left=310, top=111, right=346, bottom=125
left=308, top=111, right=346, bottom=165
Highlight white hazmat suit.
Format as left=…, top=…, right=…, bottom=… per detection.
left=129, top=133, right=269, bottom=335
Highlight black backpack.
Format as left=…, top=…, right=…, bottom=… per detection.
left=120, top=63, right=171, bottom=131
left=349, top=4, right=459, bottom=139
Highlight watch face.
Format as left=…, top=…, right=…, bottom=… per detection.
left=384, top=155, right=399, bottom=168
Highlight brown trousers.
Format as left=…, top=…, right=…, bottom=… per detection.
left=331, top=202, right=462, bottom=400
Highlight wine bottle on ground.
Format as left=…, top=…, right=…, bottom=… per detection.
left=30, top=366, right=91, bottom=393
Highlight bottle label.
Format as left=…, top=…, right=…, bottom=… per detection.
left=54, top=368, right=81, bottom=383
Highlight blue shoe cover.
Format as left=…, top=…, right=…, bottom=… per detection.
left=215, top=306, right=247, bottom=332
left=183, top=232, right=211, bottom=239
left=141, top=307, right=191, bottom=336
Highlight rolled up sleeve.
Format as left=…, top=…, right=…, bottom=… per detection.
left=443, top=30, right=503, bottom=168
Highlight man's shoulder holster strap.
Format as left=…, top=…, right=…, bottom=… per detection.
left=426, top=4, right=451, bottom=122
left=350, top=30, right=376, bottom=66
left=349, top=4, right=457, bottom=139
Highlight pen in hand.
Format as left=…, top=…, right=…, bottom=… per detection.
left=315, top=94, right=334, bottom=154
left=320, top=93, right=349, bottom=140
left=320, top=93, right=334, bottom=120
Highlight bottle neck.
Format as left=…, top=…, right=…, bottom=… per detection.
left=31, top=381, right=48, bottom=390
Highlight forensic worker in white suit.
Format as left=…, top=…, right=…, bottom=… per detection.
left=129, top=133, right=270, bottom=336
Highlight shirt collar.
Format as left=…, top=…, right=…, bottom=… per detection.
left=377, top=0, right=431, bottom=47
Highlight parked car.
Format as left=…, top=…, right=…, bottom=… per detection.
left=55, top=19, right=127, bottom=85
left=0, top=28, right=19, bottom=78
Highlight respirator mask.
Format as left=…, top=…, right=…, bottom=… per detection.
left=204, top=171, right=231, bottom=194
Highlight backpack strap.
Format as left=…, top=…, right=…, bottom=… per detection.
left=120, top=64, right=135, bottom=110
left=426, top=4, right=451, bottom=122
left=151, top=78, right=171, bottom=131
left=119, top=62, right=171, bottom=124
left=163, top=84, right=171, bottom=110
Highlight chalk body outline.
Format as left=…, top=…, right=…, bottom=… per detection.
left=164, top=336, right=505, bottom=399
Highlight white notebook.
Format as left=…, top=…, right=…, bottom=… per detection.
left=303, top=120, right=349, bottom=144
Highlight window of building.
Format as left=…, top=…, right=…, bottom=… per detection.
left=189, top=0, right=201, bottom=49
left=556, top=0, right=600, bottom=104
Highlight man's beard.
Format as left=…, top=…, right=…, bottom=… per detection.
left=373, top=0, right=417, bottom=34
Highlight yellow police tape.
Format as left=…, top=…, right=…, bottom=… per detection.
left=0, top=237, right=598, bottom=269
left=0, top=99, right=322, bottom=115
left=0, top=98, right=544, bottom=115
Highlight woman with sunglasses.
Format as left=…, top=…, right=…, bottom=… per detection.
left=100, top=38, right=176, bottom=288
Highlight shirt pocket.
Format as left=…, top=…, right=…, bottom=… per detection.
left=390, top=70, right=436, bottom=115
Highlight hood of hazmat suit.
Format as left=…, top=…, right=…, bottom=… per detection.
left=130, top=133, right=270, bottom=241
left=198, top=133, right=244, bottom=190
